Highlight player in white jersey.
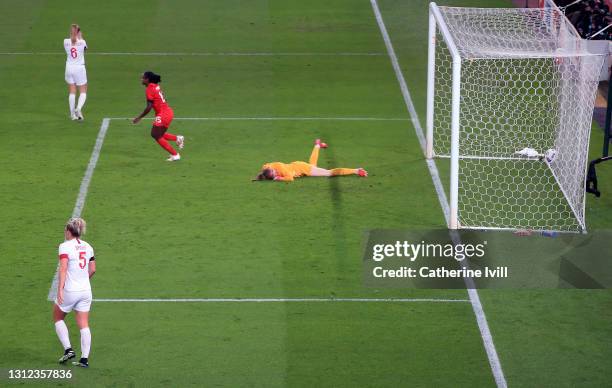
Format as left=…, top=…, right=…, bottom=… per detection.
left=64, top=24, right=88, bottom=121
left=53, top=217, right=95, bottom=368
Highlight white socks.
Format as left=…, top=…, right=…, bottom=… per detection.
left=68, top=93, right=86, bottom=115
left=55, top=320, right=71, bottom=350
left=55, top=320, right=91, bottom=358
left=68, top=94, right=76, bottom=115
left=80, top=327, right=91, bottom=358
left=77, top=93, right=87, bottom=112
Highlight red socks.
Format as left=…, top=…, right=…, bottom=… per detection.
left=156, top=138, right=177, bottom=155
left=163, top=133, right=177, bottom=141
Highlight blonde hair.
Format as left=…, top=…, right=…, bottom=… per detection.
left=65, top=217, right=86, bottom=237
left=70, top=24, right=80, bottom=43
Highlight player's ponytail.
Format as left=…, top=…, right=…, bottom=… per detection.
left=70, top=24, right=80, bottom=43
left=65, top=217, right=86, bottom=238
left=144, top=71, right=162, bottom=84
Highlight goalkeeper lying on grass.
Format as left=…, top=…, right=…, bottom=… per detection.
left=253, top=139, right=368, bottom=182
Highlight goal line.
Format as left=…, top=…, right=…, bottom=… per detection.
left=370, top=1, right=507, bottom=387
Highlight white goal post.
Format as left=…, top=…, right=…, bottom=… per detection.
left=426, top=2, right=605, bottom=232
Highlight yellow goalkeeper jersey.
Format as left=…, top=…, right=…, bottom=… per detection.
left=262, top=161, right=312, bottom=181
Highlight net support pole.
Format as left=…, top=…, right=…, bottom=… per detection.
left=426, top=4, right=437, bottom=159
left=449, top=57, right=461, bottom=229
left=604, top=68, right=612, bottom=157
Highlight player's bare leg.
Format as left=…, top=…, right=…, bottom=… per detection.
left=53, top=304, right=75, bottom=363
left=68, top=84, right=77, bottom=120
left=310, top=166, right=332, bottom=177
left=309, top=166, right=367, bottom=177
left=72, top=311, right=91, bottom=368
left=75, top=84, right=87, bottom=121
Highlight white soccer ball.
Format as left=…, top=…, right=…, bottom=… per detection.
left=545, top=149, right=557, bottom=163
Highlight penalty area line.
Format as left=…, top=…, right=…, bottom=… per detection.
left=93, top=298, right=471, bottom=303
left=108, top=117, right=410, bottom=121
left=0, top=51, right=385, bottom=57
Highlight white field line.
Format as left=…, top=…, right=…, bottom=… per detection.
left=93, top=298, right=470, bottom=303
left=108, top=117, right=409, bottom=121
left=370, top=1, right=507, bottom=387
left=0, top=51, right=384, bottom=57
left=47, top=118, right=111, bottom=301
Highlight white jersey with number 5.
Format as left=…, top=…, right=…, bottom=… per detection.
left=58, top=238, right=94, bottom=292
left=64, top=38, right=87, bottom=65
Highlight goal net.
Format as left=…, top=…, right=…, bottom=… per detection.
left=426, top=3, right=605, bottom=232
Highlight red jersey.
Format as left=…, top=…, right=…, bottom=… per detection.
left=146, top=83, right=170, bottom=114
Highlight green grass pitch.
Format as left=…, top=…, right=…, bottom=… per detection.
left=0, top=0, right=611, bottom=386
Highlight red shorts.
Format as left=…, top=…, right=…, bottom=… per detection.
left=154, top=108, right=174, bottom=128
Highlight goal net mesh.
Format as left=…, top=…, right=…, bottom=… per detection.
left=431, top=6, right=605, bottom=231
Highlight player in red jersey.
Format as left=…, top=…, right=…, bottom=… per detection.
left=132, top=71, right=184, bottom=161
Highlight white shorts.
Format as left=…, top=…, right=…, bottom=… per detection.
left=55, top=289, right=92, bottom=313
left=65, top=64, right=87, bottom=86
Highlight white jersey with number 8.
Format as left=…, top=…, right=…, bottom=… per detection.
left=58, top=238, right=94, bottom=292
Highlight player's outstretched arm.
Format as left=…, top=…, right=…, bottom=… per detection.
left=132, top=101, right=153, bottom=124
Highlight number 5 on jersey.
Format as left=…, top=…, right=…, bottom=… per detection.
left=79, top=251, right=87, bottom=269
